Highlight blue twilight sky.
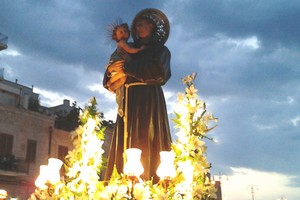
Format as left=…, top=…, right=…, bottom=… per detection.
left=0, top=1, right=299, bottom=199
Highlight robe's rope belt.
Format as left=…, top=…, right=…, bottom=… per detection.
left=123, top=82, right=148, bottom=165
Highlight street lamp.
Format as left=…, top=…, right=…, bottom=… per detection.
left=247, top=185, right=258, bottom=200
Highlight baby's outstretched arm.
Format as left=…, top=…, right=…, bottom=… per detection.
left=118, top=40, right=145, bottom=54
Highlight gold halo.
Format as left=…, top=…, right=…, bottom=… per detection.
left=131, top=8, right=170, bottom=44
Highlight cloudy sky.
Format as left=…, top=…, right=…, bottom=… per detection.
left=1, top=1, right=299, bottom=199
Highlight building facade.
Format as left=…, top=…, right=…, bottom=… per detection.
left=0, top=103, right=73, bottom=199
left=0, top=75, right=114, bottom=199
left=0, top=68, right=74, bottom=199
left=0, top=33, right=74, bottom=199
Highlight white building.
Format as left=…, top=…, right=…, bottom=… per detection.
left=0, top=53, right=73, bottom=199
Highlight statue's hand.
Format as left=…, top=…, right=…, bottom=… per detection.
left=106, top=60, right=127, bottom=93
left=107, top=60, right=125, bottom=75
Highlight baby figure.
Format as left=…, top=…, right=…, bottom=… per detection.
left=106, top=22, right=145, bottom=117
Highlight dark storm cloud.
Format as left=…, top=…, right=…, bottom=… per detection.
left=167, top=1, right=300, bottom=49
left=0, top=1, right=166, bottom=73
left=1, top=1, right=99, bottom=68
left=0, top=1, right=166, bottom=95
left=206, top=94, right=300, bottom=188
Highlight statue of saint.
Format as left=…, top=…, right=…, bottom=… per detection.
left=103, top=8, right=172, bottom=183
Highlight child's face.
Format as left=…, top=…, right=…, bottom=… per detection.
left=116, top=26, right=129, bottom=41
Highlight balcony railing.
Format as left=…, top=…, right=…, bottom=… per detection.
left=0, top=33, right=8, bottom=51
left=0, top=155, right=29, bottom=176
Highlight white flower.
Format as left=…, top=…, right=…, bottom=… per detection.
left=133, top=183, right=151, bottom=200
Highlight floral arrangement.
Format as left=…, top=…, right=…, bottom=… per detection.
left=171, top=72, right=218, bottom=199
left=29, top=73, right=218, bottom=200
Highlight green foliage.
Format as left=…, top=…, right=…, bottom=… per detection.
left=55, top=101, right=81, bottom=131
left=62, top=97, right=105, bottom=199
left=28, top=97, right=40, bottom=112
left=30, top=97, right=106, bottom=200
left=170, top=72, right=218, bottom=199
left=29, top=74, right=219, bottom=200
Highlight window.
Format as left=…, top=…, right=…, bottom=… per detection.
left=26, top=139, right=37, bottom=162
left=58, top=145, right=68, bottom=161
left=0, top=133, right=13, bottom=156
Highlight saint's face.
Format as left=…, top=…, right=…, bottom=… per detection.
left=135, top=19, right=154, bottom=39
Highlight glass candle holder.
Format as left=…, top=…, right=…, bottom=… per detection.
left=35, top=165, right=49, bottom=189
left=123, top=148, right=144, bottom=178
left=156, top=151, right=176, bottom=180
left=47, top=158, right=63, bottom=184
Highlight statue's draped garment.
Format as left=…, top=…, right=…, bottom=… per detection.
left=103, top=42, right=172, bottom=182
